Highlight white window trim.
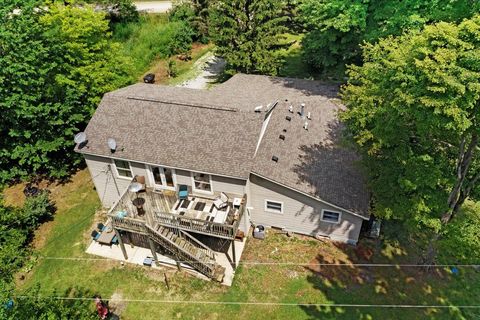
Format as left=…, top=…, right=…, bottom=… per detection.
left=147, top=165, right=177, bottom=191
left=112, top=159, right=133, bottom=180
left=321, top=209, right=342, bottom=224
left=191, top=171, right=213, bottom=194
left=264, top=199, right=284, bottom=214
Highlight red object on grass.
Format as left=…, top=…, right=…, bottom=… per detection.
left=95, top=297, right=109, bottom=319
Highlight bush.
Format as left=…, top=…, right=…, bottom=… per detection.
left=3, top=286, right=98, bottom=320
left=0, top=191, right=54, bottom=284
left=168, top=22, right=195, bottom=55
left=167, top=59, right=178, bottom=78
left=18, top=191, right=54, bottom=230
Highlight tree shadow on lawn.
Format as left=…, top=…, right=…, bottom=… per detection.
left=298, top=238, right=479, bottom=320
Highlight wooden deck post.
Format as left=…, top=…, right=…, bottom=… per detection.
left=127, top=232, right=134, bottom=248
left=148, top=238, right=158, bottom=262
left=115, top=228, right=128, bottom=260
left=231, top=240, right=236, bottom=269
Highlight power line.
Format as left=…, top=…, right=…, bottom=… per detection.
left=11, top=296, right=480, bottom=309
left=37, top=256, right=480, bottom=267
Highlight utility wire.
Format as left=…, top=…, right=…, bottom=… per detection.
left=10, top=296, right=480, bottom=309
left=37, top=256, right=480, bottom=267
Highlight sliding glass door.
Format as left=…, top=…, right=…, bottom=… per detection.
left=149, top=166, right=176, bottom=190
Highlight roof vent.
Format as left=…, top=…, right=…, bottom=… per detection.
left=279, top=134, right=285, bottom=140
left=307, top=111, right=311, bottom=120
left=286, top=116, right=291, bottom=121
left=288, top=105, right=293, bottom=113
left=303, top=121, right=309, bottom=130
left=272, top=156, right=279, bottom=162
left=254, top=105, right=263, bottom=112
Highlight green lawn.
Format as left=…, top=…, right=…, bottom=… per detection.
left=111, top=14, right=214, bottom=85
left=12, top=170, right=480, bottom=319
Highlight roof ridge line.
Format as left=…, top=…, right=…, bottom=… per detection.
left=125, top=96, right=239, bottom=112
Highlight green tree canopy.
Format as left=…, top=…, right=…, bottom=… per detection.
left=209, top=0, right=288, bottom=75
left=0, top=1, right=132, bottom=182
left=300, top=0, right=480, bottom=74
left=341, top=16, right=480, bottom=260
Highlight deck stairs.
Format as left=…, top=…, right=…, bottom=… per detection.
left=145, top=223, right=225, bottom=282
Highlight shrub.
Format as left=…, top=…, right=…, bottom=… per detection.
left=167, top=59, right=178, bottom=78
left=19, top=190, right=55, bottom=230
left=168, top=22, right=195, bottom=55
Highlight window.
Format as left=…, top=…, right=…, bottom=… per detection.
left=192, top=172, right=212, bottom=193
left=321, top=210, right=340, bottom=223
left=265, top=200, right=283, bottom=214
left=114, top=159, right=132, bottom=178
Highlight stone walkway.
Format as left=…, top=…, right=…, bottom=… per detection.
left=178, top=52, right=226, bottom=89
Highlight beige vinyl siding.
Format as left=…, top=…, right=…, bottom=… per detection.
left=175, top=169, right=192, bottom=186
left=85, top=155, right=247, bottom=207
left=175, top=169, right=246, bottom=197
left=248, top=174, right=364, bottom=244
left=84, top=154, right=149, bottom=208
left=211, top=175, right=246, bottom=195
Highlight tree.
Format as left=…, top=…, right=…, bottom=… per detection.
left=209, top=0, right=288, bottom=75
left=0, top=1, right=132, bottom=183
left=300, top=0, right=368, bottom=72
left=341, top=16, right=480, bottom=262
left=170, top=0, right=210, bottom=43
left=300, top=0, right=480, bottom=73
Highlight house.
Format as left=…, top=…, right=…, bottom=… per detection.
left=76, top=74, right=369, bottom=282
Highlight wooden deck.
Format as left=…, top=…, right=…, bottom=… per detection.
left=109, top=187, right=246, bottom=240
left=107, top=186, right=246, bottom=281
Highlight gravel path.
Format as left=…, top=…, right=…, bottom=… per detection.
left=178, top=53, right=226, bottom=89
left=134, top=1, right=172, bottom=13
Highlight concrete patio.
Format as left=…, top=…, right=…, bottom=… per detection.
left=85, top=235, right=247, bottom=286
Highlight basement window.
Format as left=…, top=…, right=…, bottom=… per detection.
left=113, top=159, right=132, bottom=178
left=321, top=210, right=341, bottom=223
left=265, top=200, right=283, bottom=214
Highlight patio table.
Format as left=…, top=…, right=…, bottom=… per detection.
left=97, top=228, right=115, bottom=245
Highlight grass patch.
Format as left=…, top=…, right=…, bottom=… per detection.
left=136, top=42, right=214, bottom=86
left=111, top=14, right=214, bottom=85
left=11, top=172, right=480, bottom=319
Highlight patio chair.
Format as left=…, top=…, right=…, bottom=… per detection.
left=97, top=222, right=106, bottom=232
left=178, top=184, right=188, bottom=200
left=213, top=192, right=229, bottom=210
left=91, top=230, right=100, bottom=241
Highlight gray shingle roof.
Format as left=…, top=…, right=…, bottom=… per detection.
left=77, top=74, right=369, bottom=217
left=77, top=88, right=264, bottom=178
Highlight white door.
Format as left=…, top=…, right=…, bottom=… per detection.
left=149, top=166, right=176, bottom=190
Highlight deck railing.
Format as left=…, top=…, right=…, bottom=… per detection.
left=145, top=224, right=217, bottom=278
left=108, top=215, right=147, bottom=234
left=110, top=189, right=247, bottom=240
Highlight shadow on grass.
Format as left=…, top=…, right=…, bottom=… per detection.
left=297, top=224, right=480, bottom=320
